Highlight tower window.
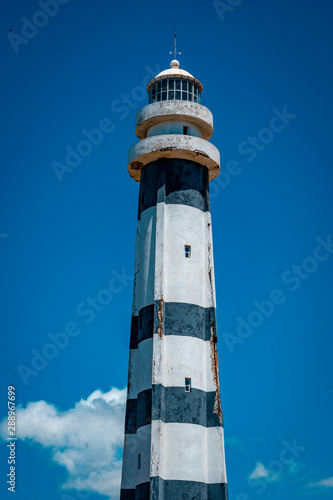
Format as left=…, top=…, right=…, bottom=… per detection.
left=139, top=314, right=143, bottom=329
left=183, top=126, right=189, bottom=135
left=185, top=378, right=191, bottom=392
left=142, top=192, right=145, bottom=205
left=184, top=245, right=191, bottom=258
left=138, top=453, right=141, bottom=469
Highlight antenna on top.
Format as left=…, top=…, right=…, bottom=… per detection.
left=170, top=32, right=181, bottom=60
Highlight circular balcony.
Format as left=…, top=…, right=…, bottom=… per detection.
left=128, top=134, right=220, bottom=182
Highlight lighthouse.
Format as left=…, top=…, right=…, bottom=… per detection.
left=120, top=45, right=228, bottom=500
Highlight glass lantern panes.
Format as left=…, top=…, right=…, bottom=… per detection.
left=149, top=78, right=201, bottom=104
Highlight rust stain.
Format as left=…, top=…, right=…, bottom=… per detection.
left=157, top=296, right=164, bottom=338
left=210, top=321, right=222, bottom=423
left=194, top=149, right=209, bottom=158
left=208, top=240, right=222, bottom=423
left=130, top=161, right=143, bottom=171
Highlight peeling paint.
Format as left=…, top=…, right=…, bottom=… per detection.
left=157, top=296, right=164, bottom=338
left=210, top=321, right=222, bottom=423
left=132, top=267, right=140, bottom=316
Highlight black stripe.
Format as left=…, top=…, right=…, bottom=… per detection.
left=151, top=477, right=228, bottom=500
left=130, top=315, right=138, bottom=349
left=152, top=385, right=222, bottom=428
left=138, top=304, right=154, bottom=343
left=121, top=479, right=228, bottom=500
left=136, top=481, right=150, bottom=499
left=161, top=302, right=217, bottom=341
left=138, top=158, right=210, bottom=220
left=126, top=385, right=222, bottom=432
left=131, top=302, right=218, bottom=347
left=137, top=389, right=152, bottom=429
left=125, top=399, right=137, bottom=434
left=120, top=482, right=150, bottom=500
left=120, top=488, right=135, bottom=500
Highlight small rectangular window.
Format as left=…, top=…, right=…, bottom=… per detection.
left=185, top=245, right=191, bottom=258
left=139, top=314, right=143, bottom=329
left=142, top=192, right=145, bottom=205
left=185, top=378, right=191, bottom=392
left=138, top=453, right=141, bottom=469
left=183, top=126, right=189, bottom=135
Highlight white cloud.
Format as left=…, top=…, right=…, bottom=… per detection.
left=249, top=462, right=271, bottom=480
left=308, top=477, right=333, bottom=488
left=0, top=387, right=127, bottom=499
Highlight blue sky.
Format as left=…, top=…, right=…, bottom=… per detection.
left=1, top=0, right=333, bottom=499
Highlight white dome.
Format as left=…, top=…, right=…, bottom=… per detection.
left=154, top=67, right=196, bottom=79
left=147, top=60, right=203, bottom=93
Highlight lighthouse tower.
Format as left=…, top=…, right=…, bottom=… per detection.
left=120, top=53, right=228, bottom=499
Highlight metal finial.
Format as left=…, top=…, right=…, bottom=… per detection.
left=169, top=32, right=181, bottom=60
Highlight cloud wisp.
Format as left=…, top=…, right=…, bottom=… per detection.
left=249, top=462, right=271, bottom=480
left=308, top=477, right=333, bottom=489
left=0, top=387, right=127, bottom=499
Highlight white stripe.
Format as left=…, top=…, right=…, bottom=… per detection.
left=152, top=334, right=216, bottom=393
left=128, top=338, right=153, bottom=399
left=154, top=201, right=165, bottom=301
left=150, top=421, right=227, bottom=484
left=121, top=426, right=151, bottom=489
left=133, top=204, right=217, bottom=312
left=165, top=205, right=214, bottom=307
left=135, top=206, right=156, bottom=313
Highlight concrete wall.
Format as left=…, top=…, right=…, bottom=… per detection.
left=147, top=120, right=202, bottom=138
left=121, top=159, right=228, bottom=500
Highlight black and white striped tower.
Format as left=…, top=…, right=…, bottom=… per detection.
left=120, top=54, right=228, bottom=499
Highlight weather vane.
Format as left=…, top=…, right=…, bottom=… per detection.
left=170, top=32, right=181, bottom=60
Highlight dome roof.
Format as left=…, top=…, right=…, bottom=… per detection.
left=147, top=60, right=203, bottom=93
